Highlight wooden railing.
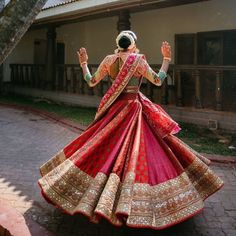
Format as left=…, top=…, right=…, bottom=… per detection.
left=10, top=63, right=236, bottom=111
left=174, top=65, right=236, bottom=111
left=10, top=64, right=45, bottom=88
left=10, top=63, right=173, bottom=103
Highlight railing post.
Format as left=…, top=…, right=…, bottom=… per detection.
left=97, top=81, right=103, bottom=96
left=146, top=81, right=153, bottom=99
left=25, top=66, right=30, bottom=87
left=161, top=78, right=168, bottom=105
left=19, top=65, right=24, bottom=85
left=176, top=69, right=183, bottom=106
left=71, top=66, right=77, bottom=93
left=10, top=64, right=16, bottom=85
left=64, top=65, right=69, bottom=92
left=30, top=65, right=35, bottom=87
left=36, top=65, right=41, bottom=88
left=55, top=65, right=59, bottom=91
left=194, top=69, right=202, bottom=108
left=215, top=70, right=223, bottom=111
left=78, top=68, right=84, bottom=94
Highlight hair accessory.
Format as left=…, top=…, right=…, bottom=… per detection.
left=116, top=31, right=137, bottom=50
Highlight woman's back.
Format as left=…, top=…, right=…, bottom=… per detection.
left=108, top=53, right=142, bottom=87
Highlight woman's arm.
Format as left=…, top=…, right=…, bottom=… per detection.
left=77, top=47, right=108, bottom=87
left=140, top=41, right=171, bottom=86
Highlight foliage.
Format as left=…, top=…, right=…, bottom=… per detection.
left=0, top=0, right=47, bottom=64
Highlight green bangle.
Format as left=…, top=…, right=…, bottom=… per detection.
left=157, top=70, right=167, bottom=81
left=85, top=73, right=91, bottom=83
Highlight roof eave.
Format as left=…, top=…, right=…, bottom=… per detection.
left=34, top=0, right=210, bottom=27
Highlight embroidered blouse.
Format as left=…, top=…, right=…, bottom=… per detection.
left=83, top=53, right=164, bottom=87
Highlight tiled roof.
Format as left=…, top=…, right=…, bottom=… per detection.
left=43, top=0, right=79, bottom=10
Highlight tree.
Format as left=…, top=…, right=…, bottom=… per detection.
left=0, top=0, right=48, bottom=65
left=0, top=1, right=4, bottom=12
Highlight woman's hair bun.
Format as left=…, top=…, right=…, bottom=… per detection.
left=118, top=36, right=131, bottom=50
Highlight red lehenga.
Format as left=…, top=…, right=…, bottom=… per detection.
left=38, top=53, right=223, bottom=229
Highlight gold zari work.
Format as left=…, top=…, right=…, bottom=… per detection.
left=39, top=156, right=223, bottom=229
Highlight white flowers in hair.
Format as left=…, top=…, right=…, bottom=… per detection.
left=116, top=31, right=137, bottom=50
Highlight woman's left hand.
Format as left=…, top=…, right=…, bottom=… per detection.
left=77, top=47, right=88, bottom=65
left=161, top=41, right=171, bottom=59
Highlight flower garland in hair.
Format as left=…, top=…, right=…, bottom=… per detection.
left=116, top=31, right=136, bottom=51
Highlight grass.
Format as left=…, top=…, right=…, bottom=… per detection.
left=1, top=93, right=236, bottom=156
left=0, top=93, right=96, bottom=126
left=177, top=122, right=236, bottom=156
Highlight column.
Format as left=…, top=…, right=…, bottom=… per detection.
left=194, top=69, right=202, bottom=108
left=176, top=69, right=183, bottom=106
left=215, top=70, right=223, bottom=111
left=117, top=10, right=131, bottom=33
left=45, top=26, right=57, bottom=90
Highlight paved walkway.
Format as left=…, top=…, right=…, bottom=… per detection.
left=0, top=106, right=235, bottom=236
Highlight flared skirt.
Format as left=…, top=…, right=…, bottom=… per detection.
left=38, top=92, right=223, bottom=230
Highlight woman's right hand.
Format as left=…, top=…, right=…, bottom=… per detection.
left=161, top=41, right=171, bottom=59
left=77, top=47, right=88, bottom=65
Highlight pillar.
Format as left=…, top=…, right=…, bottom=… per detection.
left=117, top=10, right=131, bottom=33
left=45, top=26, right=56, bottom=90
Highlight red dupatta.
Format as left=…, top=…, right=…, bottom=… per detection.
left=94, top=53, right=142, bottom=121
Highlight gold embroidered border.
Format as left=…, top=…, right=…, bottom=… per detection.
left=126, top=172, right=203, bottom=228
left=185, top=158, right=223, bottom=199
left=39, top=157, right=223, bottom=229
left=94, top=173, right=122, bottom=226
left=40, top=150, right=66, bottom=176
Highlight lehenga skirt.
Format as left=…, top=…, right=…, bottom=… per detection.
left=38, top=92, right=223, bottom=230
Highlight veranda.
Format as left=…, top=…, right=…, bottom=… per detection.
left=3, top=0, right=236, bottom=131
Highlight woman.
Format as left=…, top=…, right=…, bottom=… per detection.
left=38, top=31, right=223, bottom=230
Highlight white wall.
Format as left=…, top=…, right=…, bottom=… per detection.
left=3, top=29, right=46, bottom=81
left=3, top=0, right=236, bottom=81
left=56, top=16, right=117, bottom=64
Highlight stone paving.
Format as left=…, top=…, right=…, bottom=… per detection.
left=0, top=106, right=236, bottom=236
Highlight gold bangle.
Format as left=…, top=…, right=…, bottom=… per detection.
left=163, top=57, right=171, bottom=62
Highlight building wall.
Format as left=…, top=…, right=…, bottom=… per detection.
left=56, top=16, right=117, bottom=64
left=3, top=29, right=46, bottom=81
left=3, top=0, right=236, bottom=81
left=132, top=0, right=236, bottom=63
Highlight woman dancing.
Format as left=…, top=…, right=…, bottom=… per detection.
left=38, top=30, right=223, bottom=229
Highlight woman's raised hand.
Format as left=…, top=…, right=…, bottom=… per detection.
left=77, top=47, right=88, bottom=65
left=161, top=41, right=171, bottom=60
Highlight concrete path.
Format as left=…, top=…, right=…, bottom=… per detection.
left=0, top=106, right=235, bottom=236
